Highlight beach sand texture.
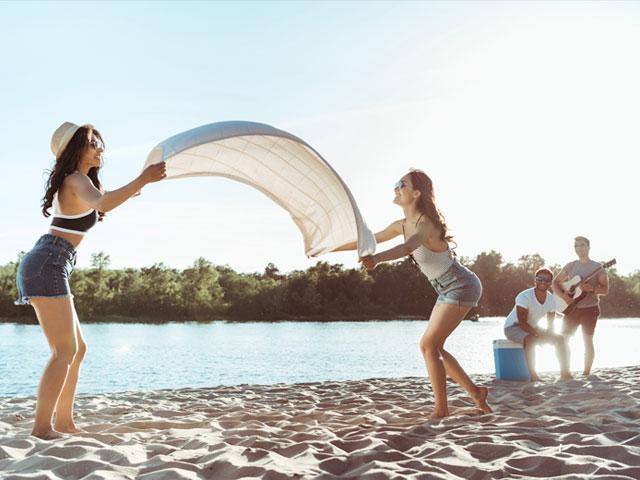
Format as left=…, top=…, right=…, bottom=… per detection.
left=1, top=366, right=639, bottom=479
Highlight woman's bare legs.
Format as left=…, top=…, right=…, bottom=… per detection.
left=54, top=300, right=87, bottom=433
left=439, top=348, right=492, bottom=413
left=30, top=296, right=78, bottom=439
left=420, top=303, right=492, bottom=418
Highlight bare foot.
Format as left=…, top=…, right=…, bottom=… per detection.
left=450, top=407, right=484, bottom=417
left=529, top=374, right=541, bottom=383
left=472, top=386, right=493, bottom=414
left=54, top=423, right=85, bottom=434
left=31, top=429, right=65, bottom=440
left=560, top=372, right=574, bottom=380
left=428, top=410, right=449, bottom=420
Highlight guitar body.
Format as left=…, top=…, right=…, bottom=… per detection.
left=554, top=259, right=616, bottom=315
left=554, top=276, right=583, bottom=313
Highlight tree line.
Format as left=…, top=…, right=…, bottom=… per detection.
left=1, top=251, right=638, bottom=323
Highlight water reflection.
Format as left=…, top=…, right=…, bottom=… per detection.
left=1, top=318, right=638, bottom=396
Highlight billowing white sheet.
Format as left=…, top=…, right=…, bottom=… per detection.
left=143, top=121, right=376, bottom=257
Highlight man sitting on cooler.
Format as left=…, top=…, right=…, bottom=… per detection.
left=504, top=268, right=572, bottom=381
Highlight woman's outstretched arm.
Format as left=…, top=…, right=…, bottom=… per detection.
left=331, top=220, right=403, bottom=252
left=65, top=162, right=166, bottom=213
left=361, top=221, right=432, bottom=270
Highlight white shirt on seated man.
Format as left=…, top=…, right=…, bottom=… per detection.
left=504, top=268, right=572, bottom=382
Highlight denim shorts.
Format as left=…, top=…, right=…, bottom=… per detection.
left=15, top=234, right=77, bottom=305
left=430, top=259, right=482, bottom=308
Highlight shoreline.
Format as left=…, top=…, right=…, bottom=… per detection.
left=2, top=366, right=639, bottom=479
left=0, top=314, right=449, bottom=324
left=2, top=314, right=637, bottom=325
left=2, top=314, right=431, bottom=324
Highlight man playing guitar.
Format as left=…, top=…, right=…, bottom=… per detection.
left=553, top=236, right=609, bottom=376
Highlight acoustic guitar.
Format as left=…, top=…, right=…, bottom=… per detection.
left=555, top=259, right=616, bottom=315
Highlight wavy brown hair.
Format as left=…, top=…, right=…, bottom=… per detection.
left=408, top=169, right=454, bottom=246
left=42, top=125, right=105, bottom=221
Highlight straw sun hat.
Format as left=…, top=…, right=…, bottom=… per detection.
left=50, top=121, right=93, bottom=158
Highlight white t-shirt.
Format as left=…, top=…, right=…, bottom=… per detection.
left=504, top=287, right=556, bottom=328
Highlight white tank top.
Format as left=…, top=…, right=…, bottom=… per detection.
left=403, top=217, right=454, bottom=280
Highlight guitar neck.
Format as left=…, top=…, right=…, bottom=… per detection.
left=576, top=259, right=615, bottom=286
left=578, top=267, right=603, bottom=286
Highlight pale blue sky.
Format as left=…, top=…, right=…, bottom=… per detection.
left=1, top=1, right=638, bottom=275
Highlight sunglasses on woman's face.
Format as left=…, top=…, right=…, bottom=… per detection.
left=89, top=138, right=104, bottom=151
left=535, top=276, right=552, bottom=283
left=394, top=179, right=407, bottom=190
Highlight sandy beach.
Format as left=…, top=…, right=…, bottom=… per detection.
left=1, top=366, right=639, bottom=479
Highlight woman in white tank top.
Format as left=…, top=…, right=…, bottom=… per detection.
left=335, top=169, right=491, bottom=419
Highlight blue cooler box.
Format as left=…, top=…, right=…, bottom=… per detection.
left=493, top=339, right=530, bottom=381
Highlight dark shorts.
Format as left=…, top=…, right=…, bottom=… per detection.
left=430, top=259, right=483, bottom=308
left=563, top=305, right=600, bottom=336
left=15, top=234, right=77, bottom=305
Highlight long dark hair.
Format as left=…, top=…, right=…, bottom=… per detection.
left=42, top=125, right=105, bottom=221
left=408, top=169, right=454, bottom=245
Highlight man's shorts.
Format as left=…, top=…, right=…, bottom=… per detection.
left=504, top=324, right=530, bottom=344
left=563, top=306, right=600, bottom=336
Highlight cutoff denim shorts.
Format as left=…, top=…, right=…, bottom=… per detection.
left=15, top=234, right=77, bottom=305
left=430, top=259, right=482, bottom=308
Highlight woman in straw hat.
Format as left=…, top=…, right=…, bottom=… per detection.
left=15, top=122, right=166, bottom=439
left=335, top=170, right=491, bottom=419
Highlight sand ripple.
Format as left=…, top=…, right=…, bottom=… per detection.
left=1, top=366, right=639, bottom=479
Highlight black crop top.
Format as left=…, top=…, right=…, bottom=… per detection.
left=50, top=209, right=98, bottom=236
